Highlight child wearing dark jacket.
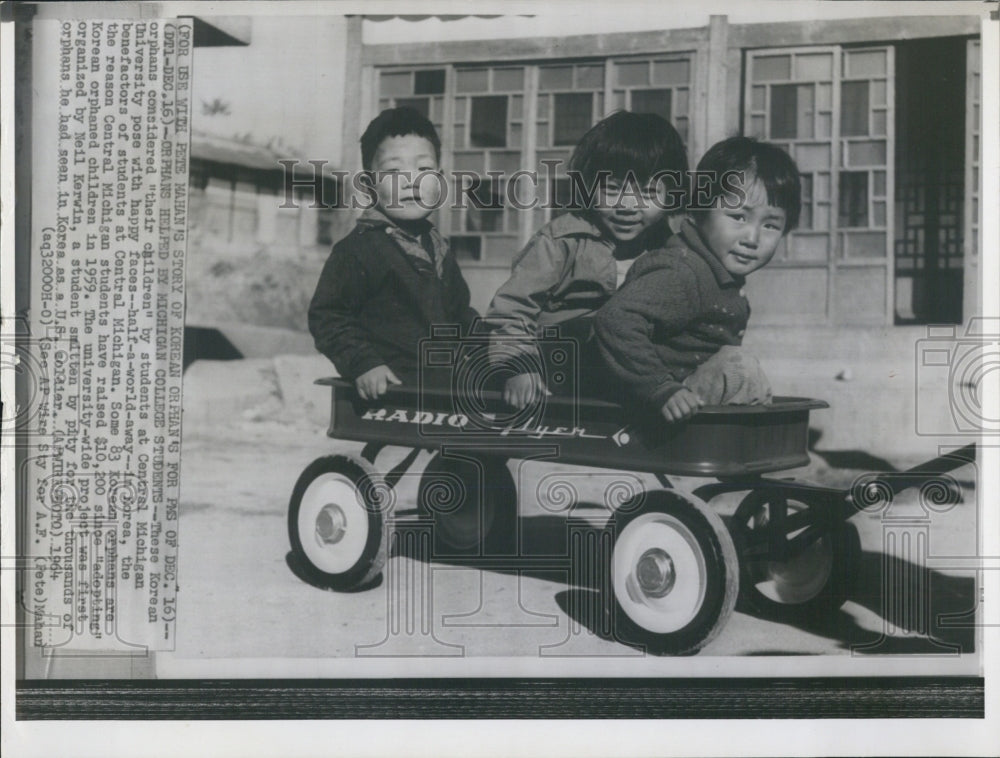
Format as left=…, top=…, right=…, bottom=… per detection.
left=309, top=107, right=477, bottom=399
left=594, top=137, right=801, bottom=422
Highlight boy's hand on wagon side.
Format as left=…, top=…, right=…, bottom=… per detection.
left=356, top=365, right=402, bottom=400
left=660, top=388, right=703, bottom=423
left=503, top=372, right=549, bottom=409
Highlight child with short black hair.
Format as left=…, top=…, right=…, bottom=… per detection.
left=486, top=110, right=688, bottom=408
left=309, top=107, right=477, bottom=399
left=594, top=136, right=801, bottom=422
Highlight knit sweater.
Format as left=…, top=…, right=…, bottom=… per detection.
left=593, top=220, right=750, bottom=406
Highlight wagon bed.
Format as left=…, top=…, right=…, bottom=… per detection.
left=317, top=377, right=828, bottom=478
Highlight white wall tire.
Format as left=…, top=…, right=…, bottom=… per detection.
left=288, top=456, right=389, bottom=591
left=610, top=491, right=738, bottom=656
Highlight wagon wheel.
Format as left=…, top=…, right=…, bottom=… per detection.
left=609, top=491, right=739, bottom=656
left=417, top=453, right=517, bottom=556
left=730, top=488, right=860, bottom=619
left=288, top=455, right=390, bottom=591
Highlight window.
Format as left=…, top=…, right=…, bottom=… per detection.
left=840, top=81, right=870, bottom=136
left=611, top=56, right=691, bottom=143
left=553, top=93, right=593, bottom=146
left=769, top=84, right=798, bottom=139
left=466, top=177, right=504, bottom=233
left=838, top=171, right=868, bottom=227
left=746, top=45, right=894, bottom=325
left=631, top=89, right=672, bottom=120
left=374, top=54, right=695, bottom=265
left=451, top=67, right=526, bottom=264
left=470, top=96, right=508, bottom=148
left=414, top=69, right=446, bottom=95
left=377, top=69, right=446, bottom=134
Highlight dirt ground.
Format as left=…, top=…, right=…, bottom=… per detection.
left=156, top=404, right=982, bottom=675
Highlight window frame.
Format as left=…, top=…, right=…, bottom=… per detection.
left=744, top=44, right=896, bottom=326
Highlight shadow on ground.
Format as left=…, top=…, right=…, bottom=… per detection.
left=380, top=503, right=977, bottom=656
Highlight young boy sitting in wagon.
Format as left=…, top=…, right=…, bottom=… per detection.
left=309, top=107, right=477, bottom=399
left=594, top=136, right=801, bottom=422
left=485, top=111, right=687, bottom=408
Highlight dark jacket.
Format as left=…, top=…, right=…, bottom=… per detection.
left=594, top=220, right=750, bottom=407
left=308, top=217, right=477, bottom=382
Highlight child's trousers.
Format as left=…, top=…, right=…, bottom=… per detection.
left=681, top=345, right=772, bottom=406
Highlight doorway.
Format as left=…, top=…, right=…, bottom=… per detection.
left=893, top=37, right=967, bottom=324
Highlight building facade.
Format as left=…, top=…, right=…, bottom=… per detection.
left=355, top=14, right=982, bottom=327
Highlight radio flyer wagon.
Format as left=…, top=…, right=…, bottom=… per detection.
left=288, top=373, right=974, bottom=656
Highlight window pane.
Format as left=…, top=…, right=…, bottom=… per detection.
left=799, top=204, right=813, bottom=230
left=796, top=53, right=832, bottom=80
left=576, top=64, right=604, bottom=89
left=770, top=84, right=798, bottom=139
left=652, top=59, right=690, bottom=85
left=493, top=68, right=524, bottom=91
left=847, top=140, right=886, bottom=166
left=845, top=50, right=886, bottom=78
left=838, top=171, right=869, bottom=227
left=616, top=61, right=649, bottom=87
left=380, top=71, right=411, bottom=97
left=788, top=234, right=828, bottom=262
left=815, top=173, right=830, bottom=201
left=870, top=80, right=886, bottom=106
left=539, top=66, right=573, bottom=91
left=395, top=97, right=429, bottom=118
left=452, top=152, right=483, bottom=172
left=753, top=55, right=791, bottom=81
left=840, top=81, right=869, bottom=136
left=815, top=202, right=830, bottom=230
left=414, top=69, right=446, bottom=95
left=510, top=95, right=523, bottom=119
left=816, top=112, right=832, bottom=138
left=751, top=85, right=766, bottom=111
left=631, top=89, right=672, bottom=120
left=674, top=88, right=689, bottom=116
left=873, top=200, right=886, bottom=227
left=843, top=231, right=886, bottom=257
left=457, top=69, right=489, bottom=93
left=536, top=122, right=549, bottom=148
left=796, top=84, right=814, bottom=139
left=509, top=123, right=522, bottom=148
left=490, top=151, right=522, bottom=174
left=470, top=96, right=508, bottom=148
left=799, top=174, right=813, bottom=229
left=872, top=110, right=887, bottom=136
left=873, top=170, right=886, bottom=196
left=553, top=93, right=593, bottom=146
left=466, top=178, right=504, bottom=232
left=800, top=173, right=813, bottom=201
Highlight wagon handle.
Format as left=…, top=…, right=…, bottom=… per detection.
left=855, top=442, right=976, bottom=498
